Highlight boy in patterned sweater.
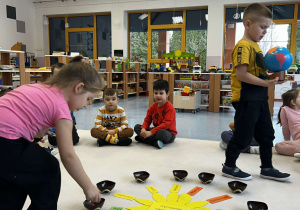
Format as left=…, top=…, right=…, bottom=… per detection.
left=91, top=88, right=133, bottom=146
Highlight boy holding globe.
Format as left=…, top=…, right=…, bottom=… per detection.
left=222, top=3, right=291, bottom=181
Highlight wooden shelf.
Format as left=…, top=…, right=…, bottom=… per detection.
left=0, top=50, right=25, bottom=86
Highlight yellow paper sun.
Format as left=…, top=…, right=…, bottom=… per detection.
left=124, top=186, right=212, bottom=210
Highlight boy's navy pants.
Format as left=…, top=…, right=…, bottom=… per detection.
left=225, top=101, right=274, bottom=168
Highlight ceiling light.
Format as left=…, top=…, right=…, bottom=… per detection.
left=138, top=14, right=148, bottom=20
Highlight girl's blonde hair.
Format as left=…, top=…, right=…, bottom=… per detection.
left=44, top=62, right=103, bottom=93
left=277, top=89, right=300, bottom=124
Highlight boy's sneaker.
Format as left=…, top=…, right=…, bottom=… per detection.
left=260, top=167, right=291, bottom=182
left=44, top=147, right=58, bottom=156
left=152, top=140, right=164, bottom=149
left=294, top=153, right=300, bottom=159
left=222, top=164, right=252, bottom=181
left=219, top=140, right=228, bottom=150
left=249, top=146, right=260, bottom=154
left=97, top=139, right=109, bottom=147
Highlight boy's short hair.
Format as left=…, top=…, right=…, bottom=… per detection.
left=103, top=88, right=118, bottom=97
left=243, top=3, right=272, bottom=24
left=69, top=55, right=85, bottom=63
left=51, top=63, right=65, bottom=75
left=153, top=79, right=169, bottom=94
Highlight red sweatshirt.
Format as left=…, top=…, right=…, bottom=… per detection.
left=141, top=101, right=177, bottom=136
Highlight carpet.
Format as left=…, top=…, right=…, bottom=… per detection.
left=24, top=130, right=299, bottom=210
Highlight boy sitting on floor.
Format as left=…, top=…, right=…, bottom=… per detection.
left=134, top=79, right=177, bottom=149
left=91, top=88, right=133, bottom=146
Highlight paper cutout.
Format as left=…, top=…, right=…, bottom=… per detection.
left=146, top=186, right=159, bottom=194
left=110, top=207, right=123, bottom=210
left=114, top=193, right=136, bottom=201
left=116, top=186, right=213, bottom=209
left=187, top=187, right=203, bottom=196
left=166, top=192, right=178, bottom=202
left=207, top=195, right=232, bottom=204
left=169, top=184, right=182, bottom=193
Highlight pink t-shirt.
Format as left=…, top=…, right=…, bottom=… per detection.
left=0, top=83, right=72, bottom=141
left=280, top=106, right=300, bottom=141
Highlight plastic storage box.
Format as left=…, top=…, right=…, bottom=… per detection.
left=175, top=80, right=191, bottom=88
left=222, top=96, right=232, bottom=106
left=173, top=90, right=201, bottom=113
left=191, top=81, right=209, bottom=90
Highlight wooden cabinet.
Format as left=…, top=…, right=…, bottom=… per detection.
left=125, top=62, right=148, bottom=97
left=0, top=49, right=25, bottom=87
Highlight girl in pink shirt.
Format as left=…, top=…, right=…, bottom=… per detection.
left=0, top=62, right=103, bottom=209
left=275, top=89, right=300, bottom=158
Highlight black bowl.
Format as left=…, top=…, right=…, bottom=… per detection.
left=247, top=201, right=268, bottom=210
left=96, top=180, right=116, bottom=193
left=133, top=171, right=150, bottom=182
left=198, top=172, right=215, bottom=184
left=83, top=198, right=105, bottom=210
left=228, top=181, right=247, bottom=193
left=173, top=170, right=188, bottom=181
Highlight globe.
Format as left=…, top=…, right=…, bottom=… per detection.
left=264, top=46, right=293, bottom=72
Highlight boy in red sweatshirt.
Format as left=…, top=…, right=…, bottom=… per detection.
left=134, top=79, right=177, bottom=149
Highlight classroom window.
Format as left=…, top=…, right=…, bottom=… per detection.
left=67, top=16, right=94, bottom=28
left=49, top=17, right=65, bottom=54
left=151, top=11, right=183, bottom=25
left=128, top=13, right=148, bottom=62
left=97, top=15, right=112, bottom=68
left=186, top=9, right=208, bottom=70
left=223, top=4, right=295, bottom=70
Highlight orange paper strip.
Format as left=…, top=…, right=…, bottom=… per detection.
left=187, top=186, right=203, bottom=196
left=207, top=195, right=232, bottom=204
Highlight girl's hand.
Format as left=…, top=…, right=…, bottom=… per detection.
left=84, top=185, right=101, bottom=203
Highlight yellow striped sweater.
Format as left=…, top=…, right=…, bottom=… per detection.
left=94, top=105, right=129, bottom=133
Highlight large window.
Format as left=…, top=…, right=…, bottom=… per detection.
left=128, top=9, right=208, bottom=66
left=186, top=9, right=208, bottom=70
left=49, top=17, right=65, bottom=53
left=128, top=13, right=148, bottom=62
left=48, top=14, right=111, bottom=60
left=224, top=4, right=296, bottom=69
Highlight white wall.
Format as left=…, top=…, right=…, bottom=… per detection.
left=3, top=0, right=298, bottom=68
left=0, top=0, right=36, bottom=53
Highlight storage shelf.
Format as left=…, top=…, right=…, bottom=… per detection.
left=219, top=105, right=233, bottom=108
left=0, top=70, right=19, bottom=73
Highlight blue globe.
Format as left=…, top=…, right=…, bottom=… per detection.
left=264, top=46, right=293, bottom=72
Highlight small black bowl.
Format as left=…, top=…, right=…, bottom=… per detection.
left=96, top=180, right=116, bottom=193
left=247, top=201, right=268, bottom=210
left=198, top=172, right=215, bottom=184
left=228, top=181, right=247, bottom=193
left=83, top=198, right=105, bottom=210
left=133, top=171, right=150, bottom=182
left=173, top=170, right=188, bottom=181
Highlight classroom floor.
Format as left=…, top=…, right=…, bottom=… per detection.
left=74, top=96, right=283, bottom=144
